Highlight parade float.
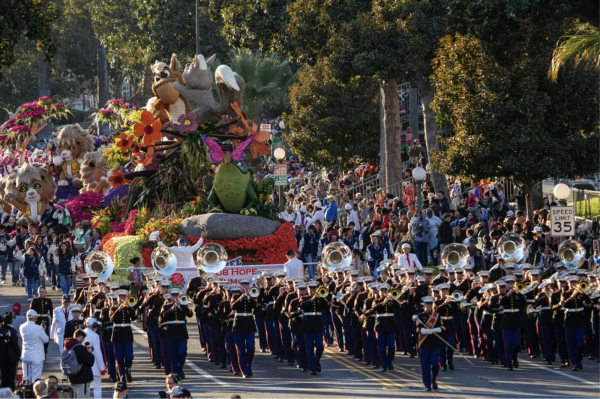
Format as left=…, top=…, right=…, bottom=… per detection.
left=0, top=52, right=296, bottom=287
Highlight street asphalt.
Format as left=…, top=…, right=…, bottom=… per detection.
left=1, top=279, right=599, bottom=398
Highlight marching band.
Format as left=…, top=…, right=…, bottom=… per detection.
left=24, top=230, right=600, bottom=392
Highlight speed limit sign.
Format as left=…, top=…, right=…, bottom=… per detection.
left=550, top=206, right=575, bottom=237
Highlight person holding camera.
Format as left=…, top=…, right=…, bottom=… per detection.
left=55, top=241, right=76, bottom=295
left=15, top=244, right=42, bottom=302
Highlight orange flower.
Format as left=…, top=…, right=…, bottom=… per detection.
left=108, top=169, right=131, bottom=189
left=131, top=143, right=141, bottom=157
left=116, top=133, right=134, bottom=153
left=134, top=110, right=162, bottom=146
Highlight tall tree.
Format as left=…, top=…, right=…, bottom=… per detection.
left=284, top=59, right=379, bottom=166
left=0, top=0, right=60, bottom=80
left=430, top=32, right=599, bottom=218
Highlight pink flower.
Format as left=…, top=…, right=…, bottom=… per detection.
left=98, top=109, right=114, bottom=115
left=0, top=120, right=16, bottom=131
left=10, top=125, right=31, bottom=135
left=38, top=96, right=52, bottom=101
left=109, top=99, right=125, bottom=106
left=52, top=103, right=65, bottom=108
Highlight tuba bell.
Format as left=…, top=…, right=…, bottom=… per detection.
left=322, top=242, right=352, bottom=270
left=441, top=244, right=469, bottom=269
left=558, top=239, right=585, bottom=269
left=497, top=233, right=525, bottom=263
left=249, top=286, right=260, bottom=298
left=198, top=243, right=228, bottom=274
left=84, top=251, right=114, bottom=279
left=151, top=247, right=178, bottom=276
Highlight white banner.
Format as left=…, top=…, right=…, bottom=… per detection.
left=216, top=264, right=285, bottom=284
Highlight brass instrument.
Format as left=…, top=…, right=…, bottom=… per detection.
left=198, top=243, right=228, bottom=274
left=252, top=271, right=268, bottom=289
left=322, top=242, right=352, bottom=270
left=249, top=286, right=260, bottom=298
left=441, top=243, right=469, bottom=269
left=497, top=233, right=526, bottom=263
left=516, top=282, right=536, bottom=294
left=515, top=282, right=527, bottom=293
left=317, top=286, right=329, bottom=298
left=399, top=282, right=413, bottom=297
left=577, top=281, right=592, bottom=294
left=179, top=295, right=190, bottom=306
left=558, top=240, right=585, bottom=269
left=389, top=288, right=402, bottom=301
left=84, top=251, right=114, bottom=279
left=538, top=278, right=554, bottom=296
left=451, top=290, right=464, bottom=302
left=479, top=283, right=495, bottom=299
left=460, top=297, right=477, bottom=312
left=526, top=304, right=541, bottom=317
left=590, top=288, right=600, bottom=299
left=126, top=295, right=138, bottom=307
left=151, top=247, right=178, bottom=276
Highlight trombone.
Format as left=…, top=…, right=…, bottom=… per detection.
left=316, top=286, right=329, bottom=298
left=389, top=288, right=402, bottom=301
left=126, top=294, right=138, bottom=307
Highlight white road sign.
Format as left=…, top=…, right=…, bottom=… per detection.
left=550, top=206, right=575, bottom=237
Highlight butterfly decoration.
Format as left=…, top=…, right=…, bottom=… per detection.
left=200, top=134, right=255, bottom=164
left=48, top=164, right=58, bottom=177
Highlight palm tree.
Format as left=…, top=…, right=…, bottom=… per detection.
left=549, top=34, right=599, bottom=81
left=227, top=49, right=296, bottom=121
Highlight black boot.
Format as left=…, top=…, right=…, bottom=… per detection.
left=388, top=347, right=395, bottom=370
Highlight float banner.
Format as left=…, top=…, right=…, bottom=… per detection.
left=216, top=262, right=284, bottom=284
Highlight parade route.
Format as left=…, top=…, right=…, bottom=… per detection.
left=2, top=281, right=598, bottom=398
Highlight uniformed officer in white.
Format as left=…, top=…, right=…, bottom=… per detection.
left=51, top=294, right=73, bottom=354
left=284, top=250, right=304, bottom=279
left=83, top=317, right=105, bottom=399
left=20, top=309, right=49, bottom=382
left=397, top=243, right=423, bottom=271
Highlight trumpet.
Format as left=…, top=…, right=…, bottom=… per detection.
left=577, top=281, right=592, bottom=294
left=317, top=286, right=329, bottom=298
left=515, top=282, right=527, bottom=294
left=526, top=304, right=542, bottom=317
left=179, top=295, right=190, bottom=306
left=389, top=288, right=402, bottom=301
left=451, top=290, right=464, bottom=302
left=249, top=286, right=260, bottom=298
left=518, top=282, right=537, bottom=295
left=126, top=295, right=138, bottom=307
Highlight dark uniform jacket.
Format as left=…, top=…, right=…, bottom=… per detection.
left=109, top=304, right=136, bottom=343
left=365, top=298, right=400, bottom=333
left=562, top=290, right=591, bottom=329
left=30, top=297, right=53, bottom=326
left=232, top=296, right=258, bottom=334
left=499, top=291, right=525, bottom=329
left=416, top=311, right=443, bottom=350
left=299, top=296, right=328, bottom=333
left=99, top=306, right=114, bottom=342
left=160, top=302, right=193, bottom=340
left=64, top=318, right=86, bottom=339
left=435, top=298, right=458, bottom=335
left=288, top=297, right=304, bottom=335
left=532, top=293, right=552, bottom=325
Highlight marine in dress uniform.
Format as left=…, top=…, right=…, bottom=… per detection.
left=110, top=290, right=137, bottom=382
left=436, top=283, right=459, bottom=370
left=30, top=286, right=53, bottom=356
left=143, top=279, right=168, bottom=369
left=289, top=282, right=309, bottom=371
left=205, top=280, right=226, bottom=367
left=232, top=282, right=259, bottom=378
left=219, top=285, right=240, bottom=375
left=531, top=274, right=554, bottom=364
left=361, top=283, right=380, bottom=368
left=300, top=280, right=328, bottom=375
left=331, top=268, right=348, bottom=352
left=500, top=276, right=526, bottom=371
left=100, top=293, right=118, bottom=382
left=523, top=269, right=542, bottom=358
left=456, top=267, right=474, bottom=355
left=552, top=276, right=569, bottom=366
left=416, top=296, right=444, bottom=391
left=159, top=288, right=193, bottom=378
left=365, top=284, right=400, bottom=371
left=279, top=279, right=298, bottom=365
left=562, top=276, right=592, bottom=370
left=64, top=304, right=85, bottom=339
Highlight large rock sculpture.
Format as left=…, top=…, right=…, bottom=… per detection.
left=180, top=213, right=280, bottom=240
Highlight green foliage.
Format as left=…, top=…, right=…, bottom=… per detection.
left=92, top=198, right=125, bottom=224
left=284, top=59, right=379, bottom=167
left=550, top=33, right=599, bottom=80
left=180, top=197, right=207, bottom=218
left=95, top=216, right=113, bottom=236
left=209, top=0, right=291, bottom=54
left=112, top=235, right=142, bottom=269
left=0, top=0, right=61, bottom=80
left=430, top=32, right=599, bottom=186
left=227, top=49, right=296, bottom=121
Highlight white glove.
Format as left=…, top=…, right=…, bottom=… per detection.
left=421, top=328, right=431, bottom=335
left=431, top=327, right=442, bottom=334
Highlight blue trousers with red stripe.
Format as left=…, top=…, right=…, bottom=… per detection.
left=165, top=340, right=187, bottom=376
left=419, top=348, right=440, bottom=389
left=565, top=326, right=585, bottom=367
left=304, top=332, right=324, bottom=371
left=538, top=324, right=553, bottom=361
left=377, top=331, right=395, bottom=369
left=502, top=328, right=520, bottom=369
left=366, top=330, right=379, bottom=367
left=554, top=325, right=568, bottom=363
left=148, top=327, right=162, bottom=365
left=103, top=338, right=116, bottom=380
left=233, top=332, right=255, bottom=376
left=292, top=333, right=308, bottom=369
left=113, top=342, right=133, bottom=382
left=439, top=334, right=455, bottom=367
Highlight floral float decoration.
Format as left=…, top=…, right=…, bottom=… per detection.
left=0, top=97, right=71, bottom=164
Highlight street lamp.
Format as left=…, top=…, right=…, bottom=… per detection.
left=412, top=167, right=426, bottom=213
left=553, top=183, right=572, bottom=242
left=274, top=148, right=286, bottom=210
left=553, top=183, right=571, bottom=206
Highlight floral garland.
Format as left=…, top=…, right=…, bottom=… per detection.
left=124, top=207, right=149, bottom=235
left=141, top=247, right=153, bottom=268
left=187, top=222, right=297, bottom=264
left=112, top=235, right=142, bottom=270
left=100, top=231, right=128, bottom=258
left=139, top=216, right=182, bottom=246
left=62, top=191, right=104, bottom=225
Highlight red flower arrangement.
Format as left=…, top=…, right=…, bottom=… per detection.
left=63, top=191, right=104, bottom=225
left=141, top=247, right=153, bottom=268
left=187, top=222, right=297, bottom=264
left=100, top=231, right=128, bottom=258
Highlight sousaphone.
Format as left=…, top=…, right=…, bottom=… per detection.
left=441, top=243, right=469, bottom=269
left=497, top=233, right=525, bottom=263
left=84, top=251, right=114, bottom=279
left=322, top=242, right=352, bottom=270
left=558, top=239, right=585, bottom=269
left=151, top=246, right=178, bottom=276
left=198, top=243, right=228, bottom=274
